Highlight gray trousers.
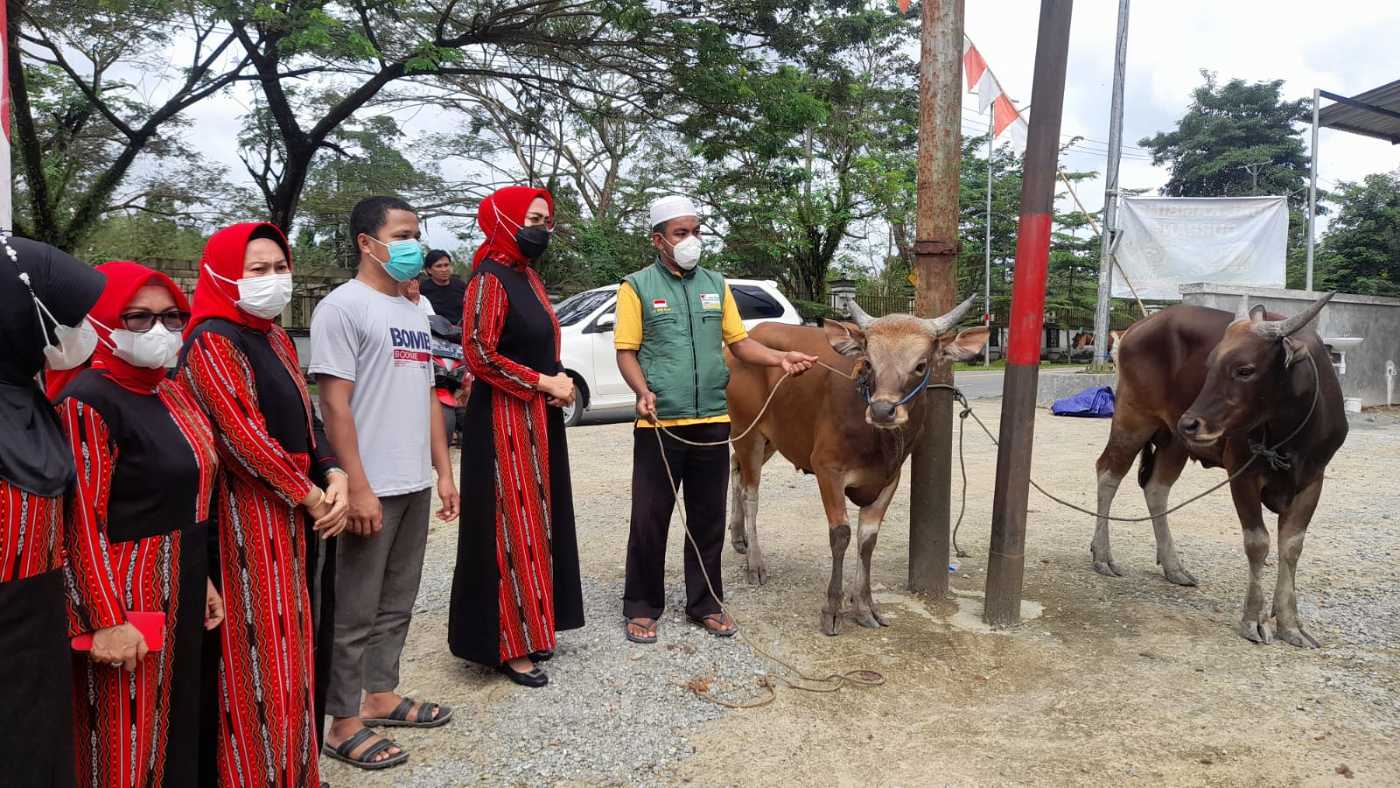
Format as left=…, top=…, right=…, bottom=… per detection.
left=326, top=488, right=432, bottom=718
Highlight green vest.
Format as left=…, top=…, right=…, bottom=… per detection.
left=624, top=261, right=731, bottom=420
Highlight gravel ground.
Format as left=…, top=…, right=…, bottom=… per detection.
left=324, top=397, right=1400, bottom=787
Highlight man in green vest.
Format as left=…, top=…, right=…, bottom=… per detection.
left=616, top=195, right=816, bottom=644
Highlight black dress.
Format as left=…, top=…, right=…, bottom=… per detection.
left=448, top=258, right=584, bottom=665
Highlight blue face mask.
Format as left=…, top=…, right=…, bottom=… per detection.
left=368, top=236, right=425, bottom=282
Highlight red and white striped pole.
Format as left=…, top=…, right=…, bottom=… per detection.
left=983, top=0, right=1074, bottom=627
left=1, top=0, right=11, bottom=232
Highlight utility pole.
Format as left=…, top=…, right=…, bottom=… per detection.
left=908, top=0, right=964, bottom=597
left=984, top=0, right=1075, bottom=628
left=985, top=111, right=994, bottom=367
left=1307, top=87, right=1319, bottom=291
left=1091, top=0, right=1129, bottom=371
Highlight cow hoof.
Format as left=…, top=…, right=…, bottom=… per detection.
left=1163, top=567, right=1198, bottom=587
left=820, top=610, right=841, bottom=636
left=1093, top=559, right=1125, bottom=578
left=731, top=532, right=748, bottom=555
left=745, top=560, right=769, bottom=586
left=852, top=608, right=888, bottom=629
left=1276, top=626, right=1321, bottom=649
left=1238, top=618, right=1274, bottom=645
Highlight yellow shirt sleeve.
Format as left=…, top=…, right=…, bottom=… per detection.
left=722, top=283, right=748, bottom=345
left=613, top=281, right=644, bottom=351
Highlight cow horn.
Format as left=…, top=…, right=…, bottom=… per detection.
left=1235, top=294, right=1251, bottom=321
left=926, top=295, right=978, bottom=335
left=842, top=295, right=876, bottom=329
left=1252, top=292, right=1336, bottom=339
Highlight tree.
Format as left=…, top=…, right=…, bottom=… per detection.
left=1140, top=72, right=1311, bottom=205
left=8, top=0, right=249, bottom=249
left=1315, top=171, right=1400, bottom=297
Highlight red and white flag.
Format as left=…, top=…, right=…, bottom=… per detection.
left=963, top=36, right=1029, bottom=151
left=1, top=3, right=11, bottom=231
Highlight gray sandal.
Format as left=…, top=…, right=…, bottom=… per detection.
left=321, top=727, right=408, bottom=771
left=363, top=697, right=453, bottom=729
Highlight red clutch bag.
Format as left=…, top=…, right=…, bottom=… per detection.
left=71, top=610, right=167, bottom=653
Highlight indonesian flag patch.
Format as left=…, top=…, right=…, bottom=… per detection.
left=651, top=298, right=670, bottom=314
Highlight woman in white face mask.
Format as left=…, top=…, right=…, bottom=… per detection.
left=0, top=235, right=105, bottom=786
left=50, top=260, right=226, bottom=786
left=180, top=223, right=348, bottom=786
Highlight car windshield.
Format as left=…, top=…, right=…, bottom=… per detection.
left=555, top=290, right=614, bottom=326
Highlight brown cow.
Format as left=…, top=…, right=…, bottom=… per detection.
left=1092, top=293, right=1347, bottom=647
left=726, top=296, right=988, bottom=635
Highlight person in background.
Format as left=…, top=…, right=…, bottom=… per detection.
left=401, top=274, right=436, bottom=317
left=1, top=236, right=105, bottom=787
left=419, top=250, right=465, bottom=324
left=618, top=195, right=815, bottom=645
left=54, top=261, right=224, bottom=787
left=447, top=185, right=584, bottom=688
left=313, top=196, right=459, bottom=771
left=182, top=222, right=348, bottom=788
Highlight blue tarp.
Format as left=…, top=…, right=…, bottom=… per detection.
left=1051, top=385, right=1115, bottom=418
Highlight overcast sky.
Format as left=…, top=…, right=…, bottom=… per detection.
left=171, top=0, right=1400, bottom=251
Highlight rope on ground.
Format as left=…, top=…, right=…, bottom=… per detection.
left=646, top=358, right=885, bottom=709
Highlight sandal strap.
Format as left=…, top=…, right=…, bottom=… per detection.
left=414, top=702, right=439, bottom=722
left=388, top=697, right=415, bottom=721
left=359, top=738, right=398, bottom=761
left=335, top=727, right=378, bottom=757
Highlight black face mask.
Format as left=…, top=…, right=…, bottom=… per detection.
left=516, top=226, right=550, bottom=260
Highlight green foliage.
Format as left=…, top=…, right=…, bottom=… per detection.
left=1140, top=72, right=1311, bottom=209
left=1315, top=172, right=1400, bottom=297
left=792, top=299, right=837, bottom=323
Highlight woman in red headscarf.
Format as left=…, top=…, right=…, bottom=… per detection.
left=52, top=261, right=224, bottom=787
left=447, top=186, right=584, bottom=687
left=179, top=224, right=347, bottom=787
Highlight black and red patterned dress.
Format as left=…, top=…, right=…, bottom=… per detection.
left=448, top=255, right=584, bottom=665
left=56, top=370, right=218, bottom=788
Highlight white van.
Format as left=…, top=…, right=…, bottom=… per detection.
left=555, top=279, right=803, bottom=425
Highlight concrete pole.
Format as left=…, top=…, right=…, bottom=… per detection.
left=1091, top=0, right=1130, bottom=370
left=984, top=0, right=1074, bottom=628
left=985, top=109, right=994, bottom=366
left=1307, top=87, right=1320, bottom=291
left=908, top=0, right=964, bottom=597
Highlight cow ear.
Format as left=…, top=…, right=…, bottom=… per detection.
left=939, top=326, right=990, bottom=362
left=1281, top=336, right=1307, bottom=368
left=823, top=319, right=866, bottom=357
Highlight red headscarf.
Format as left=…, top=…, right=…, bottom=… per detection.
left=45, top=261, right=191, bottom=398
left=186, top=222, right=293, bottom=337
left=471, top=186, right=554, bottom=270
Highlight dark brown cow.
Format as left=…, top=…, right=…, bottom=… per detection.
left=1092, top=293, right=1347, bottom=647
left=726, top=297, right=987, bottom=635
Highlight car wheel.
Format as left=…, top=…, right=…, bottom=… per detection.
left=561, top=374, right=586, bottom=427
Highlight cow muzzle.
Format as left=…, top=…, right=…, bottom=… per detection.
left=1177, top=412, right=1223, bottom=446
left=866, top=399, right=906, bottom=428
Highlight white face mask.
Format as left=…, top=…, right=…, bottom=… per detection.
left=107, top=323, right=183, bottom=369
left=25, top=280, right=98, bottom=370
left=669, top=235, right=704, bottom=270
left=206, top=266, right=293, bottom=319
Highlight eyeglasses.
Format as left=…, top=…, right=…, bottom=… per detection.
left=119, top=309, right=189, bottom=333
left=523, top=214, right=555, bottom=231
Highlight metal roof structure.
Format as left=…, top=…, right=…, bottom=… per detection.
left=1317, top=80, right=1400, bottom=145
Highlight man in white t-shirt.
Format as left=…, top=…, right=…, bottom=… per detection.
left=310, top=195, right=460, bottom=771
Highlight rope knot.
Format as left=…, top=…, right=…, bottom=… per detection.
left=1249, top=441, right=1292, bottom=471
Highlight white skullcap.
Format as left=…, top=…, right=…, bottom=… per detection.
left=649, top=195, right=698, bottom=228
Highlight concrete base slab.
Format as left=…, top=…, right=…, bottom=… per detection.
left=1036, top=370, right=1118, bottom=409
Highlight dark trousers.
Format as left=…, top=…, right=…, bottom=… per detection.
left=623, top=423, right=729, bottom=620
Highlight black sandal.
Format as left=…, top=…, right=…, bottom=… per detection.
left=688, top=612, right=738, bottom=638
left=625, top=617, right=658, bottom=644
left=498, top=662, right=548, bottom=688
left=362, top=696, right=453, bottom=729
left=529, top=650, right=553, bottom=663
left=321, top=728, right=408, bottom=771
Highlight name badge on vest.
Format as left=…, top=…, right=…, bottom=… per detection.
left=699, top=292, right=722, bottom=311
left=651, top=298, right=671, bottom=314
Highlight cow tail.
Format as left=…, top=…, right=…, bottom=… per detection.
left=1136, top=441, right=1156, bottom=489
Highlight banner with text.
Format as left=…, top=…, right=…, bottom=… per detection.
left=1112, top=196, right=1288, bottom=300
